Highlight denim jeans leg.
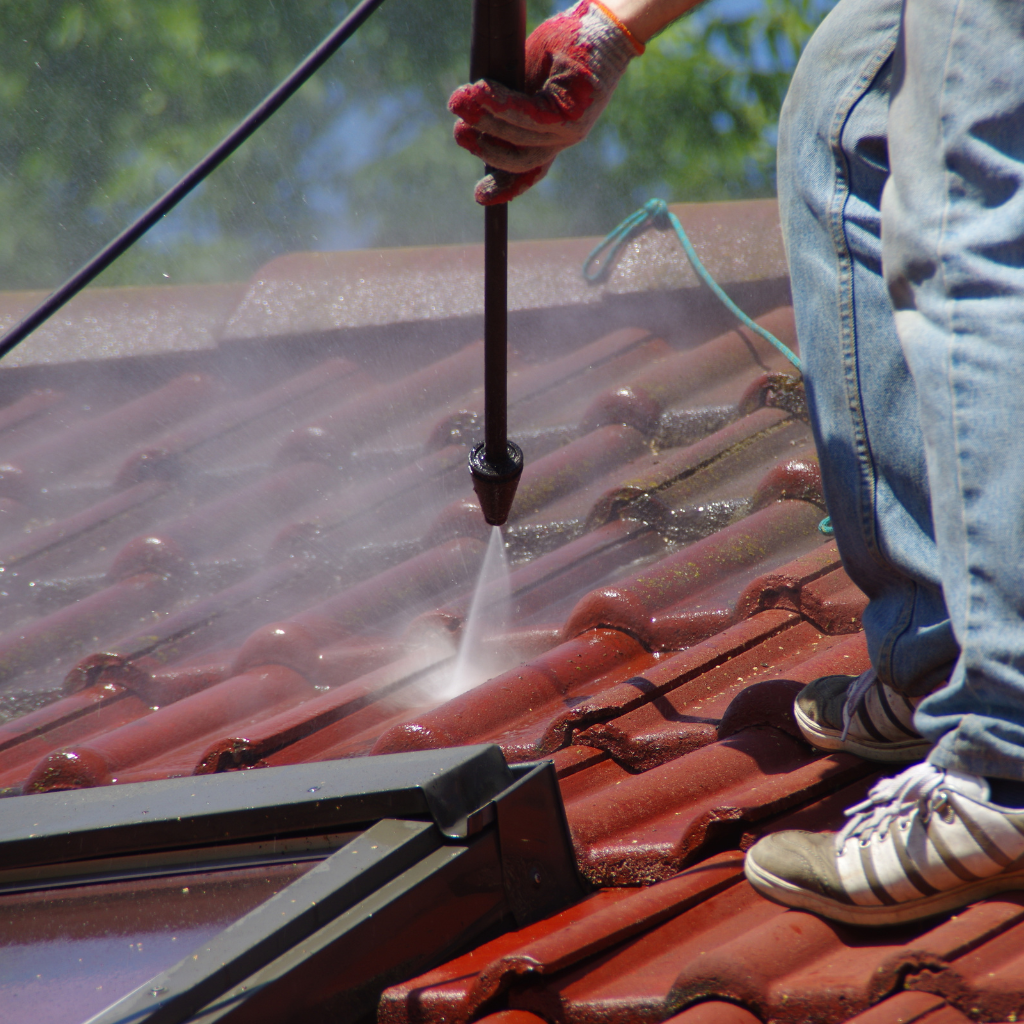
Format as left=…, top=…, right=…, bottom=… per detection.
left=883, top=0, right=1024, bottom=779
left=779, top=0, right=958, bottom=698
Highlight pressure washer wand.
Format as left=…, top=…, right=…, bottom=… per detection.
left=467, top=0, right=527, bottom=527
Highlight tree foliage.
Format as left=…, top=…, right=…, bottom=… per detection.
left=0, top=0, right=834, bottom=290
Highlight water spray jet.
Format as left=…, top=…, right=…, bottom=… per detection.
left=448, top=524, right=512, bottom=699
left=467, top=0, right=526, bottom=527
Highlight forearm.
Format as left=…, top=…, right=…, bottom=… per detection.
left=600, top=0, right=705, bottom=44
left=450, top=0, right=682, bottom=203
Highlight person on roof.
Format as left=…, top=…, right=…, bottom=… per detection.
left=451, top=0, right=1024, bottom=927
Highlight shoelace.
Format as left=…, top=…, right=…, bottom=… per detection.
left=836, top=762, right=947, bottom=846
left=840, top=667, right=878, bottom=742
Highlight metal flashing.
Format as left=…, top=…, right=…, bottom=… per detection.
left=2, top=747, right=583, bottom=1024
left=1, top=745, right=518, bottom=872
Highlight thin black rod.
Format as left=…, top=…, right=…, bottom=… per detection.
left=0, top=0, right=389, bottom=361
left=483, top=202, right=508, bottom=459
left=471, top=0, right=525, bottom=466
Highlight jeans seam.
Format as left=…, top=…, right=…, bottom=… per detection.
left=939, top=0, right=973, bottom=728
left=826, top=33, right=901, bottom=574
left=920, top=0, right=971, bottom=771
left=876, top=579, right=922, bottom=689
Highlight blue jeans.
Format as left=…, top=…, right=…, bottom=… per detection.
left=780, top=0, right=1024, bottom=780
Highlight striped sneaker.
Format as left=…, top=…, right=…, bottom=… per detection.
left=744, top=763, right=1024, bottom=926
left=793, top=668, right=931, bottom=762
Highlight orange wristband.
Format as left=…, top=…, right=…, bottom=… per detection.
left=590, top=0, right=646, bottom=55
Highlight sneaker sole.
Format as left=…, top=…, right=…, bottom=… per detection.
left=793, top=703, right=932, bottom=763
left=744, top=851, right=1024, bottom=926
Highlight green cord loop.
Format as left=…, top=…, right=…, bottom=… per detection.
left=582, top=197, right=802, bottom=372
left=819, top=516, right=834, bottom=535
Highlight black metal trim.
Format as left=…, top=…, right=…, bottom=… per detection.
left=0, top=745, right=514, bottom=871
left=495, top=760, right=587, bottom=926
left=0, top=829, right=361, bottom=895
left=182, top=831, right=508, bottom=1024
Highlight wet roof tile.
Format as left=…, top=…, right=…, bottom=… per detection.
left=845, top=993, right=972, bottom=1024
left=382, top=876, right=1024, bottom=1024
left=0, top=200, right=1017, bottom=1023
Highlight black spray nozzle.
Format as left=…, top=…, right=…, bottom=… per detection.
left=469, top=440, right=523, bottom=526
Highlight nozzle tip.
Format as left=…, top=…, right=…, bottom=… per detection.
left=469, top=441, right=523, bottom=526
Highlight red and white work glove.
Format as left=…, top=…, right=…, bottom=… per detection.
left=449, top=0, right=645, bottom=205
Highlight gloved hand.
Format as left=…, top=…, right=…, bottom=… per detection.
left=449, top=0, right=644, bottom=205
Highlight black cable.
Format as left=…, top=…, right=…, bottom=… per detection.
left=0, top=0, right=389, bottom=361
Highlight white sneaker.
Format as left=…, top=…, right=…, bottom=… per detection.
left=793, top=668, right=931, bottom=762
left=744, top=763, right=1024, bottom=925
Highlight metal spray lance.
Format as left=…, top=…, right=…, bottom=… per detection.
left=467, top=0, right=526, bottom=526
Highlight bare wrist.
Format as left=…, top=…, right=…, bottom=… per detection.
left=598, top=0, right=703, bottom=44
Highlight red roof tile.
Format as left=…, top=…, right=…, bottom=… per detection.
left=845, top=993, right=971, bottom=1024
left=381, top=878, right=1024, bottom=1024
left=2, top=200, right=1019, bottom=1023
